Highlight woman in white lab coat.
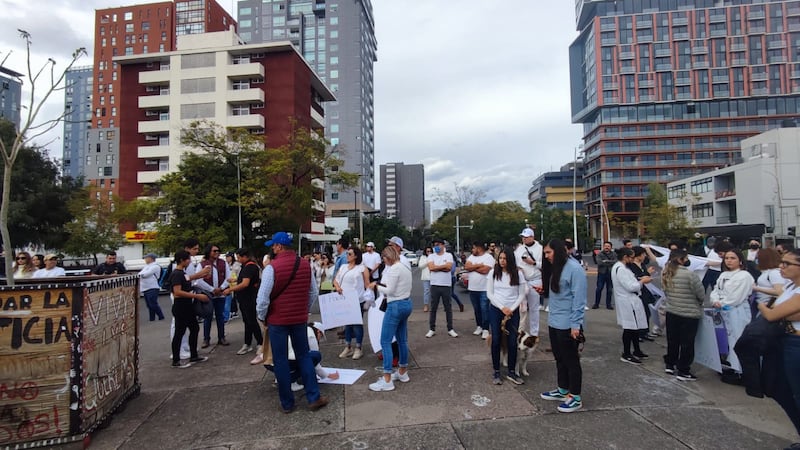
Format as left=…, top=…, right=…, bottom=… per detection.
left=710, top=249, right=753, bottom=375
left=611, top=247, right=652, bottom=365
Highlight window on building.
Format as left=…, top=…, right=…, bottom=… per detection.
left=691, top=203, right=714, bottom=218
left=690, top=177, right=712, bottom=194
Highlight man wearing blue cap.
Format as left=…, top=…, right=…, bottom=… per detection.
left=256, top=232, right=328, bottom=413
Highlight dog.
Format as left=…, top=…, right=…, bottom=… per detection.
left=487, top=317, right=540, bottom=377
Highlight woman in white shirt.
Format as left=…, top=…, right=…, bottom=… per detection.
left=334, top=247, right=370, bottom=360
left=611, top=248, right=651, bottom=365
left=418, top=247, right=432, bottom=312
left=710, top=249, right=754, bottom=374
left=752, top=248, right=786, bottom=305
left=757, top=248, right=800, bottom=447
left=486, top=248, right=527, bottom=386
left=367, top=245, right=413, bottom=392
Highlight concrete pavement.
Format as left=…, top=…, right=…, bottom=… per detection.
left=87, top=271, right=797, bottom=450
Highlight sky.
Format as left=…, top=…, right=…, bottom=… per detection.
left=0, top=0, right=584, bottom=209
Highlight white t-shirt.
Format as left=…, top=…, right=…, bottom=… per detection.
left=32, top=267, right=66, bottom=278
left=706, top=251, right=722, bottom=272
left=428, top=252, right=454, bottom=287
left=755, top=268, right=786, bottom=304
left=774, top=283, right=800, bottom=331
left=362, top=251, right=381, bottom=274
left=466, top=253, right=495, bottom=292
left=334, top=264, right=367, bottom=296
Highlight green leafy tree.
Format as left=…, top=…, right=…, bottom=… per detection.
left=639, top=182, right=697, bottom=245
left=360, top=215, right=410, bottom=250
left=431, top=201, right=529, bottom=252
left=0, top=120, right=82, bottom=249
left=153, top=120, right=357, bottom=253
left=62, top=194, right=135, bottom=261
left=530, top=203, right=590, bottom=249
left=0, top=31, right=86, bottom=284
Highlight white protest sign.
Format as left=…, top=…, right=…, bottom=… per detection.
left=318, top=292, right=363, bottom=330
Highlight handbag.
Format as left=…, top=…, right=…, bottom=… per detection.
left=194, top=295, right=213, bottom=318
left=734, top=313, right=785, bottom=355
left=379, top=297, right=388, bottom=312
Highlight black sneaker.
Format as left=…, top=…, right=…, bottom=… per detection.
left=664, top=364, right=675, bottom=375
left=506, top=372, right=524, bottom=385
left=676, top=372, right=697, bottom=381
left=189, top=356, right=208, bottom=364
left=172, top=361, right=192, bottom=369
left=633, top=352, right=649, bottom=359
left=591, top=304, right=599, bottom=309
left=620, top=354, right=642, bottom=365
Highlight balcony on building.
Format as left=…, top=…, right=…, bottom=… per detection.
left=709, top=12, right=727, bottom=23
left=139, top=91, right=170, bottom=108
left=789, top=6, right=800, bottom=16
left=672, top=17, right=689, bottom=26
left=656, top=63, right=672, bottom=71
left=138, top=111, right=170, bottom=133
left=732, top=58, right=748, bottom=66
left=227, top=86, right=265, bottom=104
left=226, top=61, right=265, bottom=80
left=139, top=68, right=170, bottom=84
left=768, top=39, right=787, bottom=49
left=138, top=169, right=170, bottom=184
left=752, top=87, right=769, bottom=95
left=619, top=51, right=635, bottom=60
left=715, top=200, right=737, bottom=225
left=748, top=10, right=766, bottom=20
left=138, top=143, right=170, bottom=159
left=790, top=22, right=800, bottom=32
left=691, top=45, right=708, bottom=55
left=673, top=32, right=690, bottom=40
left=227, top=112, right=265, bottom=129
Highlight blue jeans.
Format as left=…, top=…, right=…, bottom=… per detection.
left=450, top=276, right=463, bottom=306
left=594, top=272, right=613, bottom=308
left=489, top=305, right=519, bottom=373
left=223, top=294, right=232, bottom=322
left=345, top=310, right=365, bottom=346
left=203, top=297, right=227, bottom=342
left=143, top=288, right=164, bottom=321
left=381, top=299, right=412, bottom=374
left=422, top=280, right=431, bottom=305
left=269, top=323, right=322, bottom=410
left=784, top=334, right=800, bottom=413
left=469, top=290, right=489, bottom=330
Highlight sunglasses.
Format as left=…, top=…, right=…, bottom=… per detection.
left=16, top=257, right=27, bottom=261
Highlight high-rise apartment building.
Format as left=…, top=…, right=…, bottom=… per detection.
left=380, top=162, right=425, bottom=229
left=0, top=66, right=22, bottom=129
left=570, top=0, right=800, bottom=239
left=63, top=66, right=93, bottom=180
left=528, top=162, right=585, bottom=211
left=74, top=0, right=235, bottom=198
left=236, top=0, right=377, bottom=217
left=115, top=29, right=333, bottom=231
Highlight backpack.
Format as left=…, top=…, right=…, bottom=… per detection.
left=159, top=262, right=174, bottom=292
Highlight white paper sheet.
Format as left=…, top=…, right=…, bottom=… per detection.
left=318, top=292, right=363, bottom=330
left=317, top=367, right=366, bottom=385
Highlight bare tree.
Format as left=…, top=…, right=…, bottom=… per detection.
left=432, top=182, right=487, bottom=210
left=0, top=30, right=86, bottom=285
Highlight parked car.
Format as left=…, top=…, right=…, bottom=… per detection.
left=457, top=269, right=469, bottom=289
left=402, top=251, right=419, bottom=267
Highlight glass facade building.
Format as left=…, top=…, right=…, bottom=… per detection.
left=62, top=66, right=94, bottom=181
left=570, top=0, right=800, bottom=239
left=236, top=0, right=378, bottom=214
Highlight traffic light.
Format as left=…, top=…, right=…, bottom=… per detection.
left=789, top=226, right=797, bottom=236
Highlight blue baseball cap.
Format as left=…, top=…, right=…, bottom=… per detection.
left=265, top=231, right=293, bottom=247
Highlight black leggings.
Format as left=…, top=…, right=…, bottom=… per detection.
left=172, top=299, right=199, bottom=362
left=622, top=329, right=642, bottom=356
left=238, top=297, right=263, bottom=346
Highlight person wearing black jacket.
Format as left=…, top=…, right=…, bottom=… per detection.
left=93, top=251, right=127, bottom=275
left=593, top=242, right=617, bottom=309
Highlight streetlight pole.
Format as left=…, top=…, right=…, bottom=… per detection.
left=236, top=152, right=242, bottom=249
left=453, top=215, right=473, bottom=256
left=572, top=146, right=581, bottom=249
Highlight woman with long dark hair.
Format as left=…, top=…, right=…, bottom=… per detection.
left=486, top=247, right=526, bottom=385
left=710, top=249, right=753, bottom=379
left=169, top=250, right=210, bottom=368
left=334, top=246, right=370, bottom=360
left=661, top=249, right=705, bottom=380
left=611, top=247, right=651, bottom=365
left=223, top=248, right=263, bottom=364
left=539, top=238, right=586, bottom=413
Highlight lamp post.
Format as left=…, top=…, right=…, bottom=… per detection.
left=453, top=215, right=473, bottom=256
left=572, top=146, right=583, bottom=249
left=232, top=151, right=242, bottom=249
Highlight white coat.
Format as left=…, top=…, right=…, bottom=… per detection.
left=611, top=262, right=648, bottom=330
left=710, top=269, right=753, bottom=372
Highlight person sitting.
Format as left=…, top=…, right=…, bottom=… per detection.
left=12, top=251, right=36, bottom=279
left=32, top=254, right=66, bottom=278
left=93, top=251, right=127, bottom=275
left=286, top=322, right=339, bottom=391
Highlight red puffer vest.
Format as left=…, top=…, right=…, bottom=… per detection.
left=267, top=250, right=312, bottom=326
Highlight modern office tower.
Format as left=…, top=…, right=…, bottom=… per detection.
left=62, top=66, right=94, bottom=181
left=0, top=66, right=22, bottom=129
left=236, top=0, right=378, bottom=217
left=570, top=0, right=800, bottom=240
left=380, top=162, right=425, bottom=229
left=528, top=161, right=585, bottom=211
left=115, top=29, right=333, bottom=231
left=85, top=0, right=235, bottom=201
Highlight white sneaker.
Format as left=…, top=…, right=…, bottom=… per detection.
left=472, top=326, right=483, bottom=336
left=481, top=330, right=489, bottom=340
left=339, top=347, right=354, bottom=358
left=448, top=329, right=459, bottom=338
left=290, top=381, right=304, bottom=392
left=391, top=371, right=410, bottom=383
left=584, top=305, right=590, bottom=310
left=425, top=330, right=435, bottom=338
left=539, top=305, right=545, bottom=311
left=544, top=306, right=550, bottom=312
left=369, top=378, right=395, bottom=392
left=352, top=348, right=363, bottom=360
left=236, top=344, right=253, bottom=355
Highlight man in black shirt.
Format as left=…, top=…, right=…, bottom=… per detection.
left=93, top=251, right=127, bottom=275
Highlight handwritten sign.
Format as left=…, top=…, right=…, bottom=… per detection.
left=318, top=292, right=362, bottom=330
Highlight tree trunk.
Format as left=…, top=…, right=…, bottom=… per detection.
left=2, top=159, right=14, bottom=286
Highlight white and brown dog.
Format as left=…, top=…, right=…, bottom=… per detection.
left=488, top=317, right=540, bottom=377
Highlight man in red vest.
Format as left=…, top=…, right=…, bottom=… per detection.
left=256, top=232, right=328, bottom=413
